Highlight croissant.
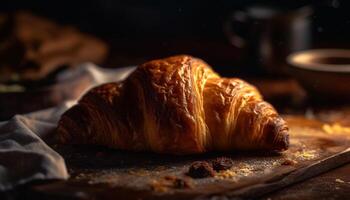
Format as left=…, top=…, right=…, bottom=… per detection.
left=57, top=55, right=289, bottom=154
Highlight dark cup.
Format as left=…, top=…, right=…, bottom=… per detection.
left=224, top=4, right=313, bottom=75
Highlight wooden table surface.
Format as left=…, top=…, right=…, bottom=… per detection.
left=260, top=163, right=350, bottom=200
left=257, top=79, right=350, bottom=200
left=1, top=78, right=349, bottom=200
left=2, top=165, right=349, bottom=200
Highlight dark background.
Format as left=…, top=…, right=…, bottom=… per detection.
left=1, top=0, right=349, bottom=75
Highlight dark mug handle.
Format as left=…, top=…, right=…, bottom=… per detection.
left=223, top=11, right=249, bottom=48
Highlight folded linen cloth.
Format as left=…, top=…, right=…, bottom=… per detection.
left=0, top=63, right=135, bottom=191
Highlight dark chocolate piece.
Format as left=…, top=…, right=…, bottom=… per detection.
left=212, top=157, right=234, bottom=171
left=187, top=161, right=215, bottom=178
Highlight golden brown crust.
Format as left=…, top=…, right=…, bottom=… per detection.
left=57, top=55, right=289, bottom=154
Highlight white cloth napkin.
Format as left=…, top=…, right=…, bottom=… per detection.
left=0, top=63, right=135, bottom=191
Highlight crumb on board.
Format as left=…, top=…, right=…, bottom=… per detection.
left=293, top=150, right=317, bottom=160
left=150, top=179, right=169, bottom=192
left=281, top=159, right=298, bottom=166
left=215, top=170, right=237, bottom=179
left=335, top=178, right=345, bottom=183
left=164, top=175, right=193, bottom=189
left=238, top=163, right=250, bottom=169
left=239, top=168, right=252, bottom=176
left=150, top=176, right=193, bottom=192
left=235, top=163, right=253, bottom=176
left=322, top=123, right=350, bottom=134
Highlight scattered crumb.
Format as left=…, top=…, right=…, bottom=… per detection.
left=212, top=157, right=234, bottom=171
left=239, top=168, right=252, bottom=176
left=294, top=150, right=317, bottom=160
left=235, top=163, right=253, bottom=176
left=322, top=124, right=333, bottom=134
left=163, top=175, right=193, bottom=189
left=214, top=162, right=257, bottom=179
left=281, top=159, right=298, bottom=166
left=150, top=179, right=169, bottom=192
left=186, top=161, right=215, bottom=178
left=238, top=163, right=250, bottom=169
left=150, top=175, right=193, bottom=192
left=215, top=170, right=237, bottom=179
left=335, top=178, right=345, bottom=183
left=322, top=123, right=350, bottom=134
left=335, top=186, right=340, bottom=190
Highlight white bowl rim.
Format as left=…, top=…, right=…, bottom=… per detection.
left=287, top=49, right=350, bottom=72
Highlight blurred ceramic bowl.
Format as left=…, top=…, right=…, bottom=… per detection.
left=287, top=49, right=350, bottom=101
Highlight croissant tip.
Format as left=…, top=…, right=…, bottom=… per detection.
left=275, top=130, right=289, bottom=152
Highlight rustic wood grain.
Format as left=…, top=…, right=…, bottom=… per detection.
left=25, top=116, right=350, bottom=200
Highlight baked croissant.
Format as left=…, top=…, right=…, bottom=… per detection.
left=57, top=55, right=289, bottom=154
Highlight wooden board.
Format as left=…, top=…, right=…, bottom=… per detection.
left=29, top=116, right=350, bottom=200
